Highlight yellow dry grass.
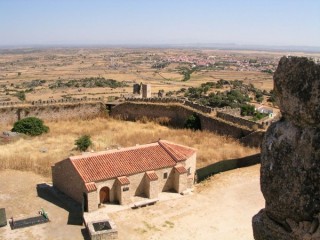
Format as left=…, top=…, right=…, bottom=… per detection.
left=0, top=117, right=259, bottom=177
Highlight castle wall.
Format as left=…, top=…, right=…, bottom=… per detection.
left=111, top=102, right=252, bottom=138
left=216, top=111, right=264, bottom=129
left=0, top=101, right=105, bottom=125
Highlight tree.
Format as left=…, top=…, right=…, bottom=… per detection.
left=241, top=104, right=255, bottom=116
left=12, top=117, right=49, bottom=136
left=255, top=91, right=264, bottom=103
left=184, top=114, right=201, bottom=130
left=75, top=135, right=92, bottom=152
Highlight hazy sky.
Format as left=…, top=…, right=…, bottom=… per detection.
left=1, top=0, right=319, bottom=47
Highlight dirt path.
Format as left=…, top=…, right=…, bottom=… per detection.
left=0, top=170, right=84, bottom=240
left=0, top=165, right=263, bottom=240
left=110, top=164, right=264, bottom=240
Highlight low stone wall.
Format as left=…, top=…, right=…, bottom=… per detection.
left=216, top=111, right=264, bottom=129
left=200, top=114, right=251, bottom=138
left=217, top=107, right=241, bottom=116
left=239, top=130, right=265, bottom=148
left=0, top=102, right=105, bottom=125
left=111, top=102, right=252, bottom=139
left=87, top=220, right=118, bottom=240
left=196, top=153, right=261, bottom=182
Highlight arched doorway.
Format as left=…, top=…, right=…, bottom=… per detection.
left=100, top=187, right=110, bottom=203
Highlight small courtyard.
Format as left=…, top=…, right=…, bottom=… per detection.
left=0, top=164, right=263, bottom=240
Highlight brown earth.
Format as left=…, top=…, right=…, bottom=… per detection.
left=0, top=164, right=263, bottom=240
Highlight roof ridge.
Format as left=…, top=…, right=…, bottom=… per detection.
left=65, top=141, right=179, bottom=183
left=158, top=140, right=181, bottom=162
left=70, top=142, right=159, bottom=161
left=159, top=140, right=197, bottom=152
left=158, top=140, right=197, bottom=162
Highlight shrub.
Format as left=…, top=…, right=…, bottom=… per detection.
left=75, top=135, right=92, bottom=152
left=12, top=117, right=49, bottom=136
left=184, top=113, right=201, bottom=130
left=15, top=91, right=26, bottom=101
left=241, top=104, right=255, bottom=116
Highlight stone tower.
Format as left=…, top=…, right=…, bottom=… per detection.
left=141, top=84, right=151, bottom=98
left=133, top=83, right=141, bottom=95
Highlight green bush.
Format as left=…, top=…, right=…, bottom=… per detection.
left=184, top=113, right=201, bottom=130
left=12, top=117, right=49, bottom=136
left=75, top=135, right=92, bottom=152
left=241, top=104, right=255, bottom=116
left=15, top=91, right=26, bottom=101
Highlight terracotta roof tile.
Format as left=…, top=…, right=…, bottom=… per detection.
left=145, top=171, right=158, bottom=181
left=159, top=140, right=196, bottom=162
left=174, top=166, right=187, bottom=174
left=67, top=140, right=196, bottom=183
left=85, top=182, right=97, bottom=192
left=117, top=176, right=130, bottom=185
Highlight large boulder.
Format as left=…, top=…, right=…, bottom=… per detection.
left=253, top=57, right=320, bottom=239
left=274, top=57, right=320, bottom=127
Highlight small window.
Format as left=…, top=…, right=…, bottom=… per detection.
left=123, top=186, right=129, bottom=192
left=187, top=167, right=191, bottom=175
left=163, top=172, right=168, bottom=179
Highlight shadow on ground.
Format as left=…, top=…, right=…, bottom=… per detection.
left=81, top=228, right=90, bottom=240
left=36, top=183, right=83, bottom=225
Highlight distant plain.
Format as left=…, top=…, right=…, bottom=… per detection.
left=2, top=48, right=318, bottom=102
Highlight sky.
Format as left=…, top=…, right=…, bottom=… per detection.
left=0, top=0, right=320, bottom=47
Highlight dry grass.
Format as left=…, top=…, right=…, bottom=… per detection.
left=0, top=117, right=259, bottom=177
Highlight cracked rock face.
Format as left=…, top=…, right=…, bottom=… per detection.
left=252, top=57, right=320, bottom=240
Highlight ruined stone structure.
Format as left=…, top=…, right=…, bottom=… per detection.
left=133, top=83, right=141, bottom=95
left=141, top=84, right=151, bottom=98
left=52, top=140, right=196, bottom=212
left=253, top=57, right=320, bottom=239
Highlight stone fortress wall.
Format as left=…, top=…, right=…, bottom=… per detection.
left=125, top=97, right=266, bottom=130
left=0, top=96, right=104, bottom=107
left=0, top=97, right=104, bottom=125
left=216, top=111, right=264, bottom=129
left=0, top=96, right=264, bottom=147
left=111, top=101, right=253, bottom=139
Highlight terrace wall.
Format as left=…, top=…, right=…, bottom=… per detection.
left=196, top=153, right=261, bottom=182
left=111, top=102, right=252, bottom=138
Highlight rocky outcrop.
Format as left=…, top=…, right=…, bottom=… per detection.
left=253, top=57, right=320, bottom=240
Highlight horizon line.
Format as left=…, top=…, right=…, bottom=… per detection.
left=0, top=42, right=320, bottom=53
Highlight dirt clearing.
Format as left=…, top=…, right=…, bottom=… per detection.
left=0, top=165, right=263, bottom=240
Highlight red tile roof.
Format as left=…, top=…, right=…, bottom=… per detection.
left=117, top=176, right=130, bottom=185
left=146, top=171, right=158, bottom=181
left=159, top=140, right=196, bottom=162
left=85, top=182, right=97, bottom=192
left=68, top=140, right=196, bottom=183
left=174, top=166, right=187, bottom=174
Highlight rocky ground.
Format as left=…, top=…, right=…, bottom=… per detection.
left=0, top=165, right=263, bottom=240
